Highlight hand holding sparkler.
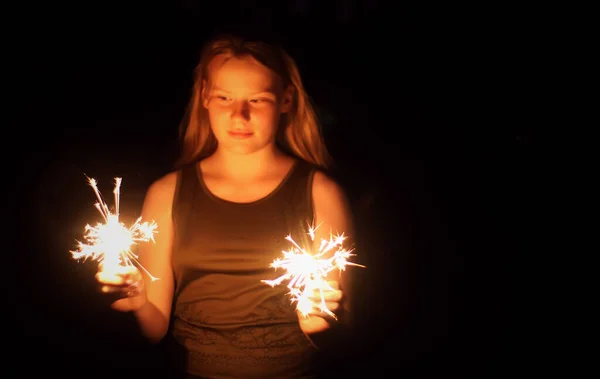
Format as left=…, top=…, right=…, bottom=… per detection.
left=96, top=265, right=149, bottom=311
left=71, top=176, right=158, bottom=310
left=296, top=279, right=345, bottom=335
left=262, top=223, right=364, bottom=324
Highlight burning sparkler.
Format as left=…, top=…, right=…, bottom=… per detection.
left=262, top=223, right=364, bottom=319
left=71, top=176, right=158, bottom=282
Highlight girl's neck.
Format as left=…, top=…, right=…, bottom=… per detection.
left=205, top=146, right=291, bottom=181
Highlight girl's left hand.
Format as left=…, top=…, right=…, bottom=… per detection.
left=297, top=280, right=343, bottom=335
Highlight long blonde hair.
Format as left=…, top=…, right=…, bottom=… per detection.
left=174, top=34, right=333, bottom=171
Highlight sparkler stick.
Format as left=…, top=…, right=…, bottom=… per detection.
left=262, top=223, right=364, bottom=319
left=70, top=176, right=158, bottom=282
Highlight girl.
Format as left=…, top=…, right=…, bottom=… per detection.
left=98, top=34, right=355, bottom=378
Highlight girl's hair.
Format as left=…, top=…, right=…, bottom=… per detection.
left=174, top=34, right=333, bottom=171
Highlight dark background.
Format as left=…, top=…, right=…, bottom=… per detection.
left=10, top=1, right=534, bottom=376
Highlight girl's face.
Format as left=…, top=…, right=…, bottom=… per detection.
left=203, top=55, right=292, bottom=156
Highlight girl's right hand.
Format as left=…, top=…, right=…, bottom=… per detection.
left=95, top=266, right=147, bottom=312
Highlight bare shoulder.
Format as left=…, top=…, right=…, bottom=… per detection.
left=312, top=171, right=350, bottom=208
left=148, top=170, right=178, bottom=194
left=142, top=170, right=179, bottom=212
left=311, top=170, right=353, bottom=233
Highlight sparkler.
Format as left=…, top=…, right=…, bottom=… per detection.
left=70, top=176, right=158, bottom=282
left=262, top=223, right=364, bottom=319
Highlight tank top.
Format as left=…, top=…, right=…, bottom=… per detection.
left=169, top=159, right=319, bottom=378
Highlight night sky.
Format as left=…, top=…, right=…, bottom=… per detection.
left=10, top=1, right=533, bottom=376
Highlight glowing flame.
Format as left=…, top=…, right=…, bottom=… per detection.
left=262, top=223, right=364, bottom=319
left=71, top=176, right=158, bottom=281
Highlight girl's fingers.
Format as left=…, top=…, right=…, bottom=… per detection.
left=308, top=289, right=343, bottom=302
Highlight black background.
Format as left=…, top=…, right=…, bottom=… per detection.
left=9, top=1, right=535, bottom=376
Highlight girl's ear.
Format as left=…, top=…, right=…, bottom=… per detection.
left=280, top=85, right=294, bottom=113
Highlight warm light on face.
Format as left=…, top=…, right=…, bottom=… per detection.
left=204, top=55, right=289, bottom=155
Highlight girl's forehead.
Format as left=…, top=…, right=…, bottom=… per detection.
left=207, top=55, right=282, bottom=92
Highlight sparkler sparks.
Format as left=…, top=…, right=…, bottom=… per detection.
left=70, top=176, right=158, bottom=281
left=262, top=223, right=364, bottom=319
